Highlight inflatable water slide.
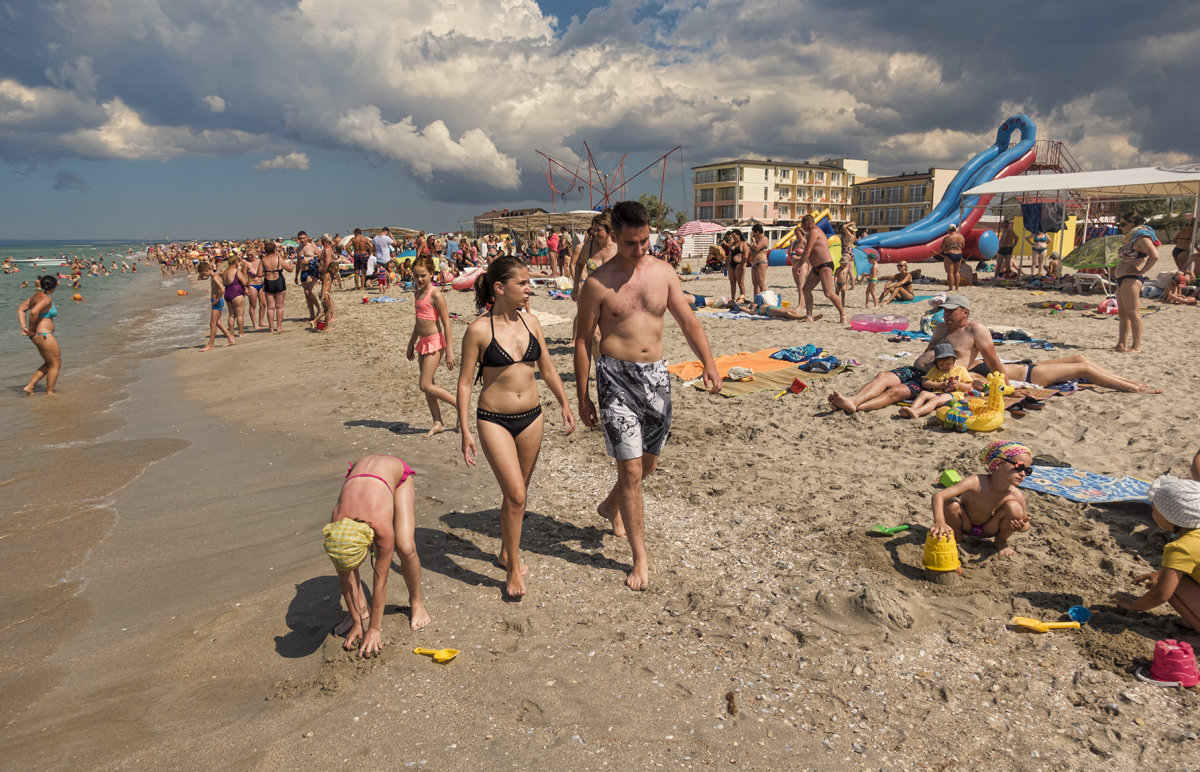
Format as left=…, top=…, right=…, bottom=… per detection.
left=854, top=115, right=1037, bottom=268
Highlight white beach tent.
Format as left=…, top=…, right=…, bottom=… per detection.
left=964, top=164, right=1200, bottom=255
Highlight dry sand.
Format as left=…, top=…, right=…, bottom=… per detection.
left=4, top=254, right=1199, bottom=769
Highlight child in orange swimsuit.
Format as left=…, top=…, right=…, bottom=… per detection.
left=323, top=454, right=428, bottom=657
left=930, top=440, right=1033, bottom=557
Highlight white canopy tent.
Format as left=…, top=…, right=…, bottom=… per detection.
left=965, top=164, right=1200, bottom=256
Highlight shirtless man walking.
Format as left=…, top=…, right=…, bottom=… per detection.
left=575, top=201, right=721, bottom=591
left=941, top=224, right=966, bottom=292
left=348, top=228, right=373, bottom=291
left=799, top=215, right=847, bottom=323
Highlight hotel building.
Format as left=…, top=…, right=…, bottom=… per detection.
left=849, top=168, right=957, bottom=233
left=691, top=158, right=868, bottom=224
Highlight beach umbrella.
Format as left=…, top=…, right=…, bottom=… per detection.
left=339, top=234, right=354, bottom=247
left=1063, top=235, right=1124, bottom=270
left=676, top=220, right=726, bottom=237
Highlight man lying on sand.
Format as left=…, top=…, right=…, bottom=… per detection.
left=323, top=455, right=429, bottom=657
left=683, top=292, right=821, bottom=321
left=931, top=440, right=1033, bottom=558
left=828, top=293, right=1160, bottom=414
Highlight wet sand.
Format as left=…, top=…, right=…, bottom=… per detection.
left=3, top=254, right=1199, bottom=769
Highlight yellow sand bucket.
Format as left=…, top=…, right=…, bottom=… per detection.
left=923, top=532, right=961, bottom=573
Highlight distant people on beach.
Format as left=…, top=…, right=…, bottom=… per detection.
left=1026, top=229, right=1049, bottom=276
left=1174, top=215, right=1195, bottom=271
left=324, top=455, right=428, bottom=657
left=198, top=261, right=236, bottom=351
left=1113, top=212, right=1159, bottom=354
left=863, top=252, right=879, bottom=306
left=456, top=256, right=575, bottom=598
left=941, top=224, right=966, bottom=292
left=17, top=275, right=62, bottom=394
left=574, top=200, right=721, bottom=590
left=407, top=255, right=456, bottom=437
left=932, top=440, right=1033, bottom=557
left=879, top=262, right=914, bottom=304
left=260, top=241, right=290, bottom=333
left=724, top=230, right=747, bottom=303
left=996, top=219, right=1018, bottom=278
left=798, top=214, right=847, bottom=324
left=747, top=224, right=770, bottom=297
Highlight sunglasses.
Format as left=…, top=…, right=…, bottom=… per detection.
left=1001, top=458, right=1032, bottom=474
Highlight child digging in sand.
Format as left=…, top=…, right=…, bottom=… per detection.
left=1110, top=476, right=1200, bottom=634
left=931, top=440, right=1032, bottom=557
left=897, top=342, right=974, bottom=419
left=323, top=455, right=429, bottom=658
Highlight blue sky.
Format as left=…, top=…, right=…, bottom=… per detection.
left=1, top=0, right=1196, bottom=240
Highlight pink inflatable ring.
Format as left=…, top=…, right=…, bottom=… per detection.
left=850, top=313, right=909, bottom=333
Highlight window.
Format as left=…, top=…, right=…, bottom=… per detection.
left=832, top=173, right=843, bottom=185
left=907, top=206, right=924, bottom=222
left=763, top=204, right=768, bottom=217
left=887, top=207, right=903, bottom=225
left=716, top=186, right=736, bottom=201
left=907, top=183, right=927, bottom=202
left=815, top=171, right=826, bottom=182
left=887, top=185, right=903, bottom=204
left=780, top=169, right=790, bottom=180
left=763, top=187, right=768, bottom=200
left=738, top=205, right=743, bottom=218
left=739, top=168, right=744, bottom=181
left=697, top=188, right=715, bottom=202
left=698, top=206, right=714, bottom=219
left=717, top=168, right=737, bottom=182
left=718, top=205, right=736, bottom=219
left=694, top=170, right=717, bottom=184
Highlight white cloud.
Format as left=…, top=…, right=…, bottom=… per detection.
left=255, top=152, right=310, bottom=172
left=3, top=0, right=1197, bottom=195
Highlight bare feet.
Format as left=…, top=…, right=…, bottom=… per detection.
left=199, top=344, right=213, bottom=352
left=1137, top=384, right=1163, bottom=394
left=625, top=561, right=650, bottom=591
left=801, top=313, right=823, bottom=323
left=505, top=570, right=527, bottom=599
left=828, top=391, right=857, bottom=414
left=598, top=501, right=627, bottom=537
left=340, top=617, right=366, bottom=650
left=21, top=385, right=34, bottom=395
left=996, top=544, right=1018, bottom=558
left=409, top=601, right=430, bottom=630
left=897, top=406, right=916, bottom=419
left=496, top=551, right=529, bottom=575
left=424, top=421, right=446, bottom=437
left=1112, top=344, right=1128, bottom=352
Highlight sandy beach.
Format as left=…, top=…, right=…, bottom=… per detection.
left=4, top=252, right=1199, bottom=769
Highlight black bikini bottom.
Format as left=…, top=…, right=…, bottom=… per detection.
left=477, top=406, right=543, bottom=438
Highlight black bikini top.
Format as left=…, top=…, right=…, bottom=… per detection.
left=476, top=312, right=540, bottom=383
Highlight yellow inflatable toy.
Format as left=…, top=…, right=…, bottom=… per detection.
left=936, top=371, right=1013, bottom=432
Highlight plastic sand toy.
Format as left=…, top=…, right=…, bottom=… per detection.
left=414, top=647, right=460, bottom=663
left=1141, top=639, right=1199, bottom=687
left=922, top=532, right=962, bottom=584
left=1008, top=617, right=1081, bottom=633
left=871, top=524, right=911, bottom=535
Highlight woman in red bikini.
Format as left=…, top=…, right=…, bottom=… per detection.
left=406, top=255, right=456, bottom=436
left=456, top=256, right=576, bottom=599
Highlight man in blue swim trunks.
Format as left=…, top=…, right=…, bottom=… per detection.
left=575, top=200, right=720, bottom=591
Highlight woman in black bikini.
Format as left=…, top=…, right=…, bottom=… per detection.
left=1113, top=212, right=1159, bottom=354
left=260, top=241, right=291, bottom=333
left=456, top=256, right=576, bottom=599
left=726, top=230, right=748, bottom=303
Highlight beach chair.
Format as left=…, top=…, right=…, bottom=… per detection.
left=1073, top=270, right=1113, bottom=296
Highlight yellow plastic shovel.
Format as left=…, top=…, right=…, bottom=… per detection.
left=1009, top=616, right=1081, bottom=633
left=413, top=646, right=460, bottom=663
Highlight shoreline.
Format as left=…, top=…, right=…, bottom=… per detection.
left=4, top=256, right=1199, bottom=768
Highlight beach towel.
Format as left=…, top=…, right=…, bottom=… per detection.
left=770, top=344, right=822, bottom=362
left=890, top=294, right=936, bottom=304
left=367, top=296, right=408, bottom=303
left=696, top=311, right=771, bottom=320
left=668, top=347, right=790, bottom=381
left=1020, top=466, right=1150, bottom=503
left=692, top=364, right=848, bottom=397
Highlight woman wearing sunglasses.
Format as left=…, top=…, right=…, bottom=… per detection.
left=930, top=440, right=1033, bottom=558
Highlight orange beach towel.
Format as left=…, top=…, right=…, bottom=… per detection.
left=667, top=347, right=791, bottom=380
